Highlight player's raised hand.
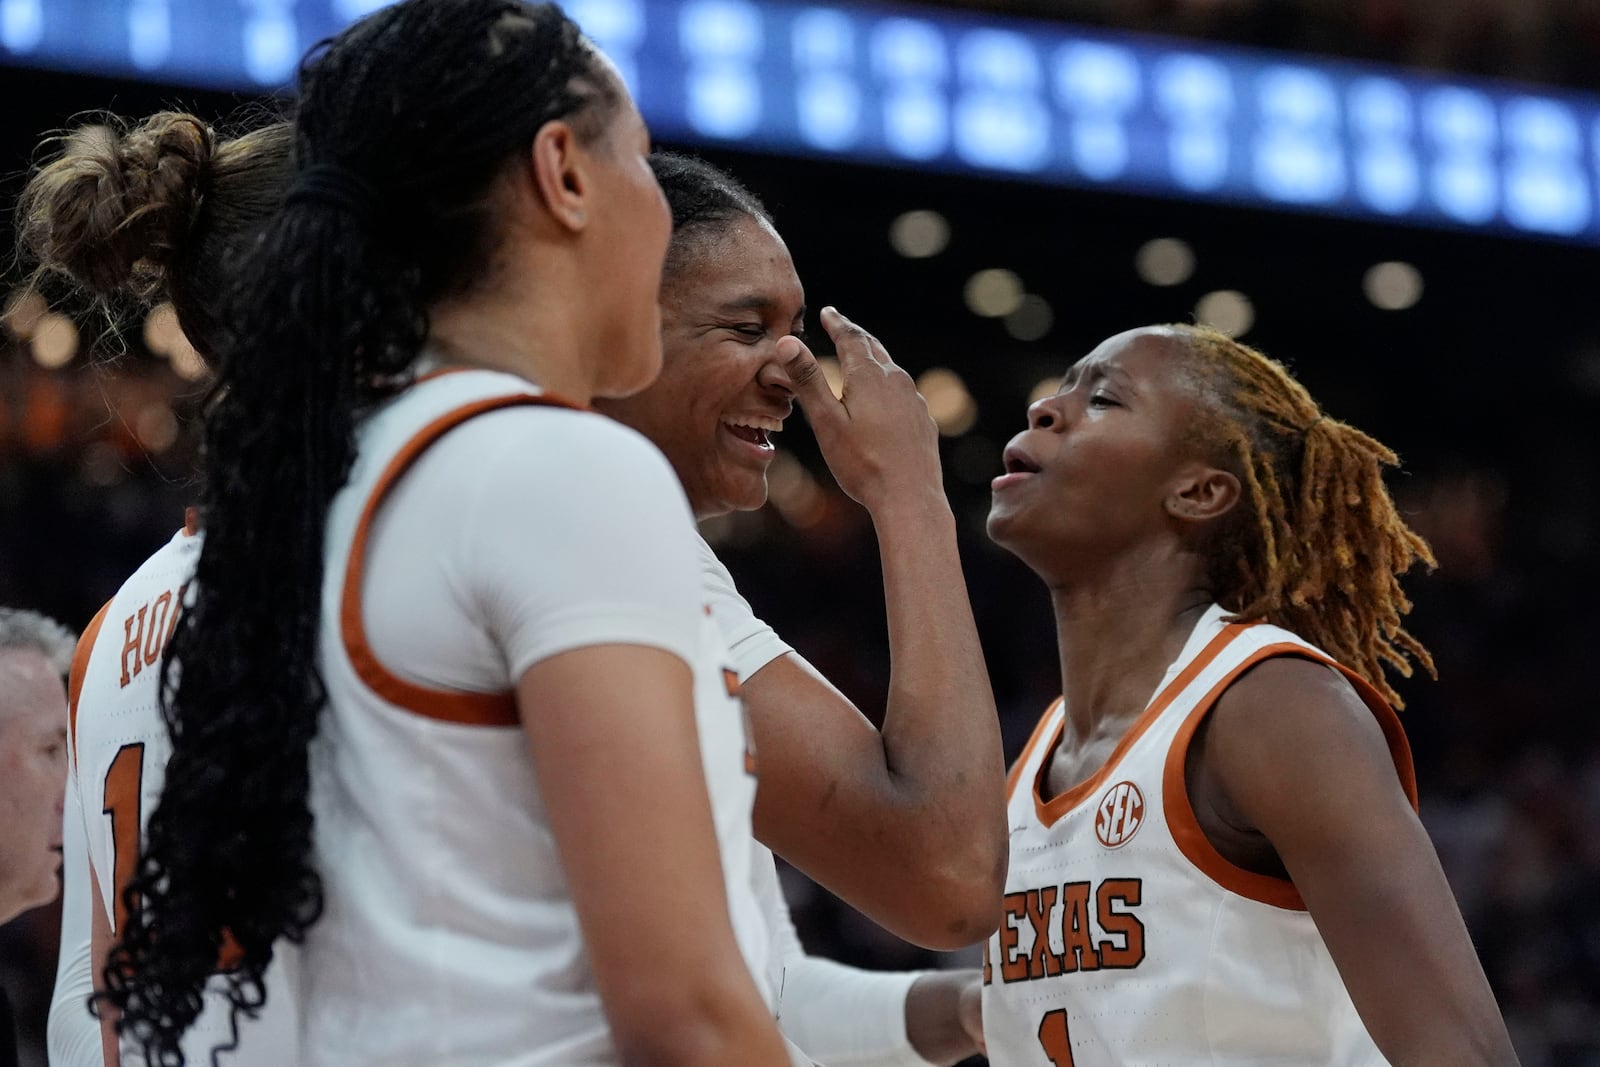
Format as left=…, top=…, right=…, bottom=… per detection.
left=776, top=306, right=942, bottom=513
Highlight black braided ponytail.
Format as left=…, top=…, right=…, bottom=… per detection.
left=101, top=3, right=620, bottom=1062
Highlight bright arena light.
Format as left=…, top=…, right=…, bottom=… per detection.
left=1029, top=376, right=1062, bottom=405
left=3, top=289, right=47, bottom=339
left=143, top=303, right=182, bottom=356
left=30, top=312, right=78, bottom=369
left=1194, top=289, right=1254, bottom=338
left=816, top=356, right=844, bottom=398
left=889, top=209, right=951, bottom=258
left=170, top=338, right=208, bottom=382
left=766, top=451, right=827, bottom=527
left=135, top=405, right=180, bottom=453
left=916, top=367, right=979, bottom=436
left=1003, top=294, right=1054, bottom=341
left=145, top=302, right=209, bottom=380
left=964, top=268, right=1025, bottom=317
left=1135, top=237, right=1195, bottom=286
left=1363, top=260, right=1424, bottom=310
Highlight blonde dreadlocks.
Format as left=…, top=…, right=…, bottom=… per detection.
left=1172, top=324, right=1435, bottom=707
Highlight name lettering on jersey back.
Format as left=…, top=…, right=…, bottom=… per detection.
left=120, top=584, right=187, bottom=687
left=982, top=878, right=1145, bottom=985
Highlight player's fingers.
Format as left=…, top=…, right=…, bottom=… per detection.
left=820, top=306, right=886, bottom=371
left=777, top=335, right=843, bottom=423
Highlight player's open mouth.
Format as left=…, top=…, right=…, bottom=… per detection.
left=1002, top=445, right=1042, bottom=474
left=721, top=413, right=783, bottom=450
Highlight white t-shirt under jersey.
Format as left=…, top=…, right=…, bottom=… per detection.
left=697, top=536, right=935, bottom=1067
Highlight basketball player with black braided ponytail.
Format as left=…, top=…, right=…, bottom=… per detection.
left=58, top=2, right=793, bottom=1065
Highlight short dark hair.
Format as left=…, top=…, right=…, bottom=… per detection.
left=100, top=3, right=622, bottom=1063
left=649, top=152, right=772, bottom=275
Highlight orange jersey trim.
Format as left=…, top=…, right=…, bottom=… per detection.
left=1161, top=642, right=1418, bottom=911
left=1005, top=696, right=1064, bottom=803
left=1029, top=624, right=1250, bottom=828
left=340, top=391, right=582, bottom=727
left=68, top=599, right=114, bottom=768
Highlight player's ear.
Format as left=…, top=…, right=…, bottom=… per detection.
left=525, top=119, right=592, bottom=234
left=1165, top=463, right=1240, bottom=524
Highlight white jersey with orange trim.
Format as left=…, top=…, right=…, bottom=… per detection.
left=982, top=604, right=1414, bottom=1067
left=62, top=523, right=300, bottom=1067
left=698, top=534, right=933, bottom=1067
left=300, top=368, right=773, bottom=1067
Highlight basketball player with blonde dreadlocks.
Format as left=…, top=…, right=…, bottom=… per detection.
left=971, top=324, right=1518, bottom=1065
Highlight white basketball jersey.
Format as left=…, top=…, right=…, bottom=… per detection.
left=982, top=605, right=1415, bottom=1066
left=68, top=521, right=299, bottom=1066
left=301, top=369, right=771, bottom=1067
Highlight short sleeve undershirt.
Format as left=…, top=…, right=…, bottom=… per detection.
left=361, top=407, right=704, bottom=692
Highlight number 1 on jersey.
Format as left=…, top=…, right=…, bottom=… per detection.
left=1038, top=1008, right=1076, bottom=1066
left=102, top=742, right=145, bottom=933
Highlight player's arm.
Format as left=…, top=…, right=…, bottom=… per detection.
left=1201, top=657, right=1519, bottom=1066
left=757, top=309, right=1006, bottom=950
left=474, top=415, right=789, bottom=1067
left=53, top=600, right=115, bottom=1067
left=754, top=846, right=976, bottom=1066
left=777, top=952, right=983, bottom=1067
left=48, top=772, right=111, bottom=1067
left=903, top=971, right=984, bottom=1065
left=88, top=863, right=120, bottom=1066
left=520, top=646, right=791, bottom=1067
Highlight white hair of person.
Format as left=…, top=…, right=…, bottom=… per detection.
left=0, top=607, right=77, bottom=675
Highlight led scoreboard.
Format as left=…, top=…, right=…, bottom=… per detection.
left=5, top=0, right=1600, bottom=242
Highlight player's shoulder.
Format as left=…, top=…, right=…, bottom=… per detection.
left=441, top=404, right=686, bottom=512
left=113, top=524, right=203, bottom=600
left=456, top=399, right=663, bottom=458
left=693, top=533, right=738, bottom=587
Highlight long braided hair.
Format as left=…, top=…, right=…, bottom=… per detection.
left=1174, top=324, right=1435, bottom=706
left=95, top=3, right=618, bottom=1063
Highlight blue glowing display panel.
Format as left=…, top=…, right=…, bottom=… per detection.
left=6, top=0, right=1600, bottom=242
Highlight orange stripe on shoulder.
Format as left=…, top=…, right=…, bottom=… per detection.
left=1161, top=642, right=1417, bottom=912
left=341, top=392, right=582, bottom=727
left=1006, top=697, right=1064, bottom=803
left=1032, top=623, right=1250, bottom=827
left=68, top=599, right=114, bottom=766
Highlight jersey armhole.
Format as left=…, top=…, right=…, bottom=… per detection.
left=340, top=392, right=580, bottom=727
left=67, top=599, right=114, bottom=770
left=1160, top=644, right=1417, bottom=911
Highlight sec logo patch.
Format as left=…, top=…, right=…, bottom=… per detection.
left=1095, top=780, right=1145, bottom=849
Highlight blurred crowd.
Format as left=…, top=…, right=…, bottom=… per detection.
left=8, top=307, right=1596, bottom=1064
left=942, top=0, right=1600, bottom=90
left=2, top=0, right=1600, bottom=1049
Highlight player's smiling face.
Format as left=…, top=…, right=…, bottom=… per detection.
left=987, top=327, right=1212, bottom=577
left=598, top=212, right=805, bottom=519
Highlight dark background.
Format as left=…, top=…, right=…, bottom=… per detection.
left=2, top=1, right=1599, bottom=1064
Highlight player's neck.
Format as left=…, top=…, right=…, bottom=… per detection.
left=428, top=273, right=596, bottom=405
left=1048, top=562, right=1212, bottom=741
